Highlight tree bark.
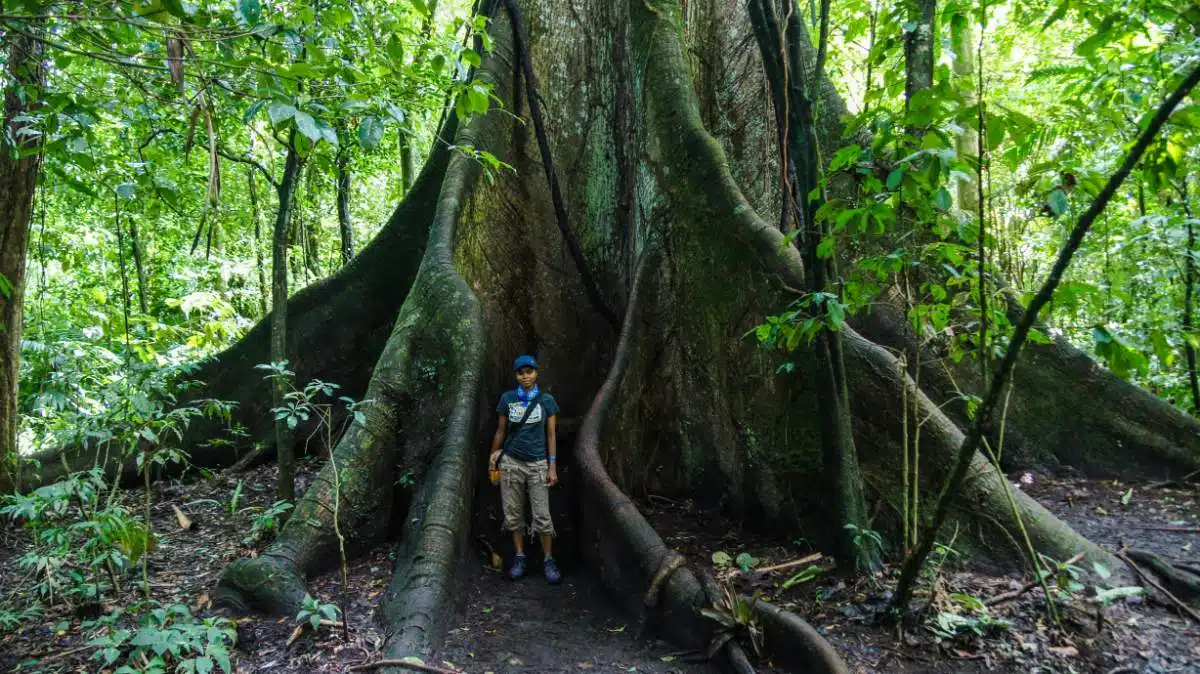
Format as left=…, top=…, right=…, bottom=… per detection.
left=0, top=25, right=45, bottom=491
left=949, top=10, right=978, bottom=213
left=248, top=162, right=270, bottom=316
left=905, top=0, right=936, bottom=100
left=272, top=138, right=303, bottom=504
left=337, top=146, right=354, bottom=265
left=1181, top=178, right=1200, bottom=413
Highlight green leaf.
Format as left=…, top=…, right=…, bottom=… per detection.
left=986, top=115, right=1005, bottom=149
left=932, top=186, right=952, bottom=211
left=243, top=99, right=267, bottom=124
left=826, top=300, right=845, bottom=330
left=817, top=236, right=836, bottom=259
left=195, top=656, right=213, bottom=674
left=238, top=0, right=261, bottom=24
left=886, top=168, right=904, bottom=190
left=386, top=35, right=405, bottom=63
left=293, top=110, right=321, bottom=143
left=1043, top=0, right=1070, bottom=28
left=711, top=551, right=732, bottom=569
left=1048, top=188, right=1069, bottom=216
left=358, top=116, right=385, bottom=150
left=267, top=102, right=296, bottom=127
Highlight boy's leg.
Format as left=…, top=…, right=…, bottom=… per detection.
left=527, top=460, right=556, bottom=539
left=500, top=457, right=528, bottom=556
left=528, top=460, right=560, bottom=583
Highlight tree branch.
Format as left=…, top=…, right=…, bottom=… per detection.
left=216, top=148, right=278, bottom=188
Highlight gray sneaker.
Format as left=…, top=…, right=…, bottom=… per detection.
left=544, top=557, right=562, bottom=584
left=508, top=553, right=527, bottom=580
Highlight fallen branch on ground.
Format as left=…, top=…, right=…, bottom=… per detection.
left=1118, top=550, right=1200, bottom=624
left=746, top=553, right=824, bottom=576
left=347, top=660, right=460, bottom=674
left=286, top=619, right=344, bottom=646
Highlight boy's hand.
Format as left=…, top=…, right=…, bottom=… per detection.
left=489, top=450, right=501, bottom=469
left=547, top=464, right=558, bottom=486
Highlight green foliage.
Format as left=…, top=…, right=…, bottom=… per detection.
left=84, top=603, right=236, bottom=674
left=1, top=469, right=152, bottom=606
left=243, top=500, right=294, bottom=546
left=926, top=592, right=1011, bottom=642
left=296, top=594, right=342, bottom=631
left=842, top=523, right=884, bottom=572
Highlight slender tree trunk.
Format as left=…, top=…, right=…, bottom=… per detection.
left=400, top=135, right=416, bottom=194
left=129, top=219, right=149, bottom=314
left=303, top=162, right=320, bottom=279
left=248, top=164, right=270, bottom=316
left=949, top=11, right=978, bottom=212
left=0, top=26, right=45, bottom=490
left=273, top=138, right=303, bottom=504
left=904, top=0, right=936, bottom=131
left=1181, top=178, right=1200, bottom=413
left=337, top=147, right=354, bottom=265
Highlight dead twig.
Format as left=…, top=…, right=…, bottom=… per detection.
left=348, top=660, right=461, bottom=674
left=286, top=619, right=344, bottom=646
left=986, top=552, right=1084, bottom=607
left=747, top=552, right=824, bottom=576
left=1117, top=550, right=1200, bottom=624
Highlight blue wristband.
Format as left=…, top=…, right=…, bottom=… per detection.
left=548, top=456, right=556, bottom=461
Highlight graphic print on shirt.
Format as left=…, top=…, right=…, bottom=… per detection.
left=507, top=402, right=543, bottom=425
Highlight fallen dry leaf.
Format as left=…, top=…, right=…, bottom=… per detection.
left=1049, top=646, right=1079, bottom=658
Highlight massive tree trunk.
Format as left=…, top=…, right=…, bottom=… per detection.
left=19, top=0, right=1200, bottom=666
left=1, top=26, right=45, bottom=491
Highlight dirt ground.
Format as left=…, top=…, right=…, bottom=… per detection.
left=1, top=459, right=1198, bottom=673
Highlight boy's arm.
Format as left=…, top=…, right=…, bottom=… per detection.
left=489, top=414, right=508, bottom=467
left=546, top=415, right=558, bottom=485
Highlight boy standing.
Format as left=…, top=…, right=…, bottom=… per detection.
left=490, top=355, right=562, bottom=583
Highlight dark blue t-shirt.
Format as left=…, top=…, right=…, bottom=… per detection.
left=496, top=389, right=560, bottom=461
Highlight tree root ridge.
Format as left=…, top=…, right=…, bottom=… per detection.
left=1125, top=549, right=1200, bottom=605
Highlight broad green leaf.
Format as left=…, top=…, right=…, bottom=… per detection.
left=387, top=35, right=405, bottom=64
left=293, top=110, right=322, bottom=143
left=1048, top=188, right=1069, bottom=216
left=932, top=186, right=952, bottom=211
left=267, top=102, right=296, bottom=127
left=886, top=168, right=904, bottom=190
left=358, top=116, right=385, bottom=150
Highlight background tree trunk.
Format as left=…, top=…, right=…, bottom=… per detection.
left=272, top=139, right=303, bottom=504
left=0, top=27, right=45, bottom=490
left=337, top=146, right=354, bottom=265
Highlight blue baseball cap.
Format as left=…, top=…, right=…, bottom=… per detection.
left=513, top=355, right=538, bottom=371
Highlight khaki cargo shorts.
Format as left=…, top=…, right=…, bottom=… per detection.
left=499, top=456, right=555, bottom=536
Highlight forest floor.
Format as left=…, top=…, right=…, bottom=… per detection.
left=0, top=458, right=1197, bottom=673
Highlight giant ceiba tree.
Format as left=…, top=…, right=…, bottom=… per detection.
left=16, top=0, right=1200, bottom=670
